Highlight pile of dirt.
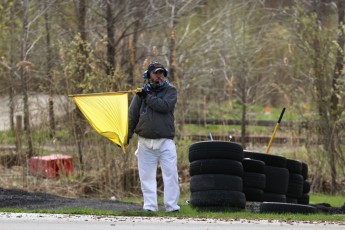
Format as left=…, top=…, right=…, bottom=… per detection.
left=0, top=188, right=142, bottom=211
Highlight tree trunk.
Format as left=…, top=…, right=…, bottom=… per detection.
left=240, top=72, right=247, bottom=149
left=8, top=84, right=14, bottom=131
left=327, top=0, right=345, bottom=193
left=74, top=0, right=88, bottom=173
left=20, top=0, right=33, bottom=158
left=168, top=26, right=177, bottom=83
left=106, top=1, right=115, bottom=78
left=168, top=4, right=178, bottom=83
left=44, top=1, right=55, bottom=139
left=8, top=5, right=16, bottom=132
left=128, top=19, right=140, bottom=85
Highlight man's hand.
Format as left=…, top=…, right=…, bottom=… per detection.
left=136, top=90, right=147, bottom=98
left=136, top=87, right=149, bottom=98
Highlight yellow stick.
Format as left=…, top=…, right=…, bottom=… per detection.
left=266, top=108, right=286, bottom=154
left=68, top=88, right=141, bottom=97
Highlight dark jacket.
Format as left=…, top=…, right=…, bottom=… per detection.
left=128, top=83, right=177, bottom=140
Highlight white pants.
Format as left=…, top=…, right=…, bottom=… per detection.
left=135, top=137, right=180, bottom=212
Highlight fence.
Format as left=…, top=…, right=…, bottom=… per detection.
left=177, top=118, right=330, bottom=145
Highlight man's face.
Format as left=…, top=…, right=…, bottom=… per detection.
left=149, top=70, right=164, bottom=87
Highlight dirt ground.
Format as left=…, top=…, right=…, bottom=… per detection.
left=0, top=187, right=142, bottom=211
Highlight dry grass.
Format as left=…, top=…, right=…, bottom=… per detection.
left=0, top=127, right=344, bottom=201
left=0, top=134, right=192, bottom=200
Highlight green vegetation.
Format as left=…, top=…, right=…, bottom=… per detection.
left=181, top=102, right=311, bottom=137
left=310, top=193, right=345, bottom=207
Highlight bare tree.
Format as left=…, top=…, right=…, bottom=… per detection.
left=19, top=0, right=35, bottom=158
left=74, top=0, right=89, bottom=173
left=4, top=1, right=19, bottom=132
left=290, top=0, right=345, bottom=193
left=196, top=1, right=279, bottom=147
left=43, top=1, right=56, bottom=139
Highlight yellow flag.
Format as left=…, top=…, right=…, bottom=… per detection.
left=71, top=92, right=129, bottom=152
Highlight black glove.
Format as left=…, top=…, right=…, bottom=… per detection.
left=127, top=133, right=132, bottom=145
left=136, top=87, right=149, bottom=98
left=136, top=90, right=147, bottom=98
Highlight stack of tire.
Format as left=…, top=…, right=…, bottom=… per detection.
left=188, top=141, right=246, bottom=210
left=243, top=151, right=316, bottom=214
left=298, top=162, right=311, bottom=205
left=242, top=158, right=266, bottom=202
left=286, top=159, right=304, bottom=204
left=243, top=151, right=289, bottom=203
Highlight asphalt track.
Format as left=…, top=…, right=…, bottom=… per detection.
left=0, top=213, right=344, bottom=230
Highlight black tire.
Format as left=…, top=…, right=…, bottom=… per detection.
left=190, top=190, right=246, bottom=208
left=243, top=151, right=286, bottom=168
left=242, top=158, right=265, bottom=173
left=243, top=187, right=264, bottom=202
left=263, top=192, right=287, bottom=203
left=286, top=197, right=298, bottom=204
left=287, top=173, right=304, bottom=198
left=301, top=162, right=308, bottom=180
left=191, top=206, right=243, bottom=212
left=303, top=180, right=311, bottom=194
left=264, top=166, right=289, bottom=194
left=189, top=159, right=243, bottom=177
left=286, top=159, right=302, bottom=174
left=260, top=202, right=317, bottom=214
left=189, top=141, right=243, bottom=162
left=298, top=194, right=310, bottom=205
left=243, top=172, right=266, bottom=189
left=190, top=174, right=243, bottom=192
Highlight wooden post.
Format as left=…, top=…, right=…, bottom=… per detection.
left=15, top=115, right=22, bottom=156
left=15, top=115, right=26, bottom=186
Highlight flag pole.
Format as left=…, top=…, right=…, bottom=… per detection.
left=68, top=88, right=141, bottom=97
left=266, top=108, right=286, bottom=154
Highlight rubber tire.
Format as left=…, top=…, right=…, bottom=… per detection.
left=264, top=166, right=289, bottom=194
left=301, top=162, right=308, bottom=180
left=190, top=174, right=243, bottom=192
left=286, top=159, right=302, bottom=174
left=263, top=192, right=287, bottom=202
left=286, top=197, right=298, bottom=204
left=189, top=141, right=243, bottom=162
left=243, top=172, right=266, bottom=189
left=242, top=158, right=265, bottom=173
left=287, top=173, right=304, bottom=198
left=189, top=159, right=243, bottom=177
left=243, top=151, right=286, bottom=168
left=190, top=190, right=246, bottom=208
left=243, top=187, right=264, bottom=202
left=260, top=202, right=317, bottom=214
left=298, top=194, right=310, bottom=205
left=303, top=180, right=311, bottom=194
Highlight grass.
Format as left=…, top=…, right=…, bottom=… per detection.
left=1, top=193, right=344, bottom=222
left=183, top=123, right=279, bottom=136
left=310, top=193, right=345, bottom=207
left=205, top=101, right=304, bottom=121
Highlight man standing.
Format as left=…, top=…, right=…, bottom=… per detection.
left=128, top=61, right=180, bottom=212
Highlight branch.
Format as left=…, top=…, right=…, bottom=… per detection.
left=0, top=60, right=20, bottom=78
